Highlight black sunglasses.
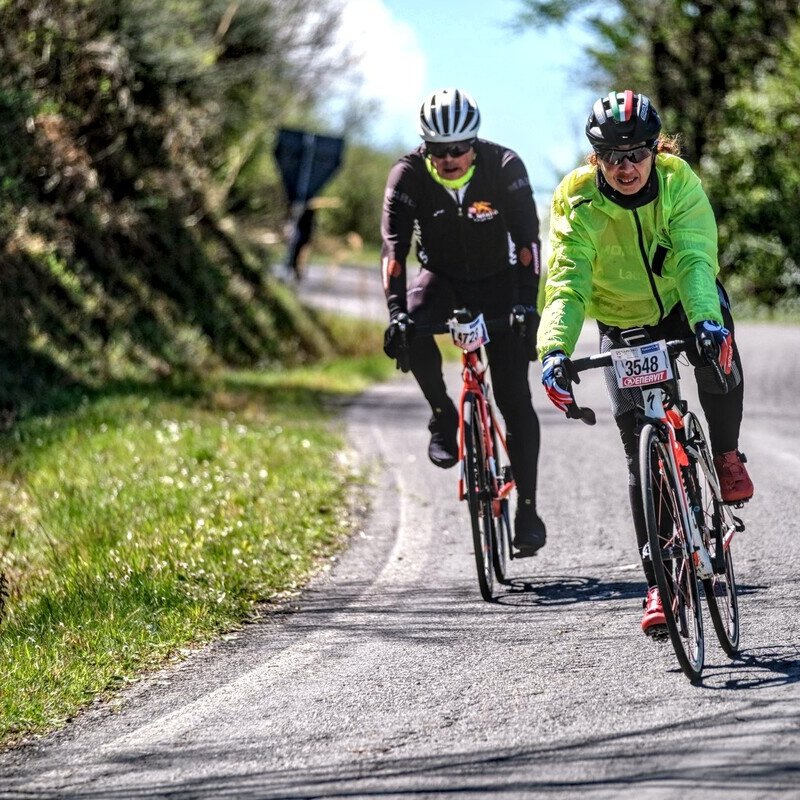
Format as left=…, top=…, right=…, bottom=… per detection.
left=426, top=140, right=475, bottom=158
left=594, top=143, right=655, bottom=165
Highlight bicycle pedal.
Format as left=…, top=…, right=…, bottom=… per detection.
left=645, top=624, right=669, bottom=640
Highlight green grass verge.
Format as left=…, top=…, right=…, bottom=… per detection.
left=0, top=322, right=394, bottom=747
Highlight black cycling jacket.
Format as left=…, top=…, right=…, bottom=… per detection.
left=380, top=139, right=541, bottom=317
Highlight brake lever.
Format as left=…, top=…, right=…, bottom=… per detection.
left=566, top=404, right=596, bottom=426
left=699, top=338, right=728, bottom=393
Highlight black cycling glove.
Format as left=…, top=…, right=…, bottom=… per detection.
left=510, top=304, right=540, bottom=361
left=383, top=313, right=414, bottom=372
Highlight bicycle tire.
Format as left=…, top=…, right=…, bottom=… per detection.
left=493, top=496, right=512, bottom=584
left=684, top=412, right=740, bottom=656
left=640, top=423, right=705, bottom=682
left=463, top=394, right=496, bottom=602
left=489, top=415, right=512, bottom=585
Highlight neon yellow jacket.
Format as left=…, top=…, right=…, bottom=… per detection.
left=537, top=153, right=723, bottom=359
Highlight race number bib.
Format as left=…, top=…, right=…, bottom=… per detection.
left=610, top=340, right=673, bottom=389
left=448, top=314, right=490, bottom=352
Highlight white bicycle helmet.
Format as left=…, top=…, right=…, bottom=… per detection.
left=417, top=88, right=481, bottom=143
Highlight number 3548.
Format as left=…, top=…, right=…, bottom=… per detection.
left=624, top=356, right=660, bottom=376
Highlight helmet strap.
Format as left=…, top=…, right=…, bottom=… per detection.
left=424, top=155, right=475, bottom=190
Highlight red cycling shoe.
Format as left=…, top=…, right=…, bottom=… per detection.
left=713, top=450, right=754, bottom=504
left=642, top=586, right=667, bottom=636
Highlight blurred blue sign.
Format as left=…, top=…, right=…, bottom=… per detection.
left=274, top=129, right=344, bottom=204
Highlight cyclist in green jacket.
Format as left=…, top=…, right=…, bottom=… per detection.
left=537, top=90, right=753, bottom=634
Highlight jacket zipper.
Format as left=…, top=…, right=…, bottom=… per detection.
left=456, top=195, right=469, bottom=278
left=632, top=209, right=664, bottom=323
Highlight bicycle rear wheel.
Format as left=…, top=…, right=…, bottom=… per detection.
left=463, top=394, right=496, bottom=602
left=640, top=424, right=705, bottom=682
left=684, top=412, right=740, bottom=656
left=493, top=491, right=513, bottom=585
left=489, top=415, right=512, bottom=584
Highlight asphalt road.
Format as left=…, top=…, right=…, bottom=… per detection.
left=1, top=266, right=799, bottom=799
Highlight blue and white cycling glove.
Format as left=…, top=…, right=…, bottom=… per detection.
left=541, top=351, right=575, bottom=413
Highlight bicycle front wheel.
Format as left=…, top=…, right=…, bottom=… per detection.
left=684, top=412, right=740, bottom=656
left=463, top=393, right=496, bottom=602
left=640, top=423, right=705, bottom=682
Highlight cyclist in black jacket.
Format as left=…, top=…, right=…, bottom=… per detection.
left=381, top=88, right=546, bottom=556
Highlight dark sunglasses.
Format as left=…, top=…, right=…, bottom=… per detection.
left=594, top=144, right=655, bottom=165
left=426, top=140, right=475, bottom=158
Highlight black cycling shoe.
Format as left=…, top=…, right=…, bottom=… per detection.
left=513, top=498, right=546, bottom=557
left=427, top=410, right=458, bottom=469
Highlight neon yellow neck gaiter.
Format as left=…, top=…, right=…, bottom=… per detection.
left=425, top=155, right=475, bottom=190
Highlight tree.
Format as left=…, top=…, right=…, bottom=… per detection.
left=516, top=1, right=800, bottom=163
left=702, top=22, right=800, bottom=309
left=515, top=0, right=800, bottom=307
left=0, top=0, right=354, bottom=406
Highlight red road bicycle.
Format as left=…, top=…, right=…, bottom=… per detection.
left=561, top=329, right=744, bottom=682
left=398, top=309, right=523, bottom=601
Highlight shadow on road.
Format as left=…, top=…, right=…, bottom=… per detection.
left=496, top=574, right=644, bottom=606
left=496, top=577, right=764, bottom=606
left=8, top=697, right=800, bottom=799
left=709, top=645, right=800, bottom=690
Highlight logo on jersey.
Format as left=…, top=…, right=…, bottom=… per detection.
left=467, top=200, right=499, bottom=222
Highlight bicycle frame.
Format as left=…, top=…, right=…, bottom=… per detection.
left=455, top=347, right=515, bottom=514
left=640, top=385, right=716, bottom=579
left=568, top=334, right=743, bottom=678
left=405, top=309, right=522, bottom=598
left=568, top=338, right=739, bottom=573
left=639, top=362, right=740, bottom=569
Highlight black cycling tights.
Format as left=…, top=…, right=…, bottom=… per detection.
left=406, top=269, right=541, bottom=505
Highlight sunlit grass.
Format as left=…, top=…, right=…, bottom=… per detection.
left=0, top=327, right=396, bottom=746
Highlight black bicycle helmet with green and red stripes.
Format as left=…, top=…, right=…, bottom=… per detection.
left=585, top=90, right=662, bottom=147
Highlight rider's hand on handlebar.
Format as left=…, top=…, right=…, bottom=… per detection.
left=541, top=350, right=575, bottom=414
left=695, top=320, right=733, bottom=375
left=383, top=312, right=414, bottom=372
left=510, top=304, right=540, bottom=359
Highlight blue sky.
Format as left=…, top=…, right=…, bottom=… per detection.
left=334, top=0, right=604, bottom=205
